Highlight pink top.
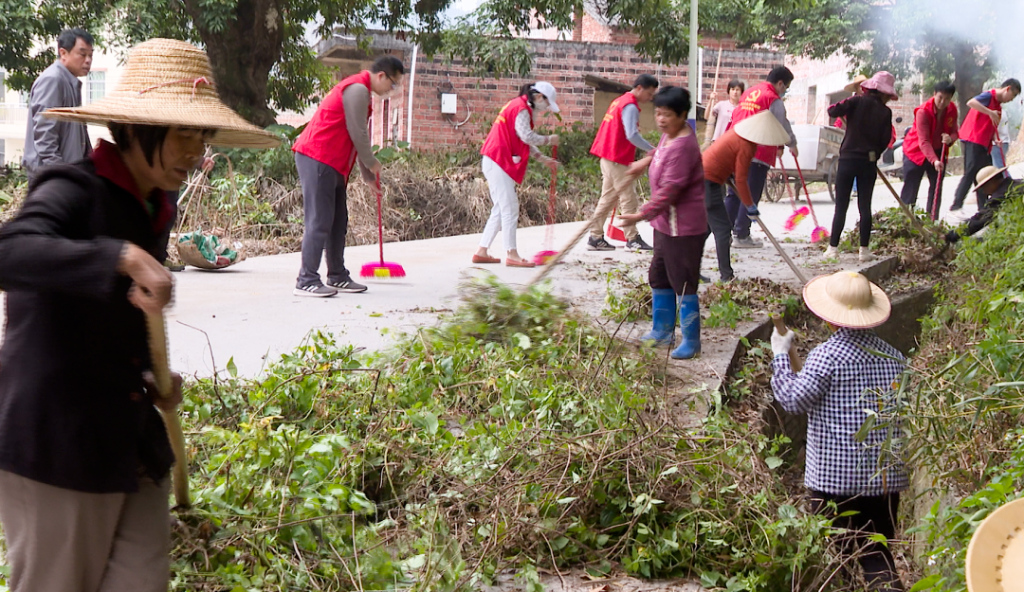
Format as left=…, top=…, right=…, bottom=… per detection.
left=642, top=128, right=706, bottom=237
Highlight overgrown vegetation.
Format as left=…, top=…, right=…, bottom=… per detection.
left=152, top=275, right=853, bottom=591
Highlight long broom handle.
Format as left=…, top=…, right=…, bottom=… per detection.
left=144, top=311, right=190, bottom=508
left=375, top=173, right=384, bottom=265
left=792, top=159, right=823, bottom=229
left=995, top=129, right=1007, bottom=166
left=876, top=165, right=928, bottom=232
left=770, top=315, right=802, bottom=371
left=727, top=181, right=809, bottom=284
left=931, top=143, right=948, bottom=221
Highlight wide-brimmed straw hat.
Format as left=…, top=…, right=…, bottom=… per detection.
left=843, top=74, right=868, bottom=93
left=734, top=111, right=791, bottom=146
left=975, top=165, right=1009, bottom=190
left=802, top=271, right=891, bottom=328
left=966, top=497, right=1024, bottom=592
left=860, top=71, right=899, bottom=101
left=44, top=38, right=280, bottom=149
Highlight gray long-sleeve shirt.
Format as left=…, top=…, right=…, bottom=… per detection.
left=752, top=99, right=798, bottom=166
left=23, top=62, right=92, bottom=175
left=621, top=104, right=655, bottom=152
left=342, top=84, right=380, bottom=182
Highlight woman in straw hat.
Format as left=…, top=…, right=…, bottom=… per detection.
left=824, top=71, right=899, bottom=263
left=770, top=271, right=907, bottom=592
left=617, top=86, right=705, bottom=359
left=698, top=110, right=793, bottom=284
left=0, top=38, right=278, bottom=591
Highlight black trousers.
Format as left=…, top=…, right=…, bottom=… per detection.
left=830, top=158, right=876, bottom=248
left=951, top=140, right=992, bottom=210
left=724, top=161, right=770, bottom=238
left=899, top=158, right=940, bottom=216
left=649, top=231, right=703, bottom=296
left=295, top=152, right=350, bottom=287
left=810, top=491, right=904, bottom=592
left=703, top=181, right=734, bottom=281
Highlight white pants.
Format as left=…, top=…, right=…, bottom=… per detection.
left=480, top=156, right=520, bottom=252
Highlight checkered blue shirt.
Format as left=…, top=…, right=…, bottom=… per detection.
left=771, top=328, right=909, bottom=496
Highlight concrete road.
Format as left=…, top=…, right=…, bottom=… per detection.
left=2, top=163, right=1018, bottom=377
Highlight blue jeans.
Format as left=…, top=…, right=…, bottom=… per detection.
left=993, top=142, right=1010, bottom=169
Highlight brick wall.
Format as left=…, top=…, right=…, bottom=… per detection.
left=370, top=38, right=783, bottom=151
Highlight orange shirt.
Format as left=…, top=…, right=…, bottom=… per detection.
left=702, top=129, right=757, bottom=206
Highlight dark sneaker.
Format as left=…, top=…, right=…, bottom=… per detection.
left=327, top=278, right=368, bottom=293
left=699, top=273, right=711, bottom=283
left=294, top=283, right=337, bottom=298
left=732, top=236, right=763, bottom=249
left=625, top=236, right=653, bottom=252
left=587, top=237, right=616, bottom=251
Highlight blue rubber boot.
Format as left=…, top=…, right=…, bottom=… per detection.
left=670, top=294, right=701, bottom=359
left=641, top=289, right=676, bottom=346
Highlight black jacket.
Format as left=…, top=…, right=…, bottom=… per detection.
left=828, top=94, right=893, bottom=162
left=0, top=160, right=174, bottom=493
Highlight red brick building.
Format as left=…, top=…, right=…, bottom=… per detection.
left=309, top=31, right=783, bottom=151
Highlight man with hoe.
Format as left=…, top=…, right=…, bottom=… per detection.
left=588, top=74, right=660, bottom=252
left=22, top=28, right=95, bottom=180
left=291, top=55, right=405, bottom=297
left=899, top=81, right=958, bottom=218
left=725, top=66, right=799, bottom=249
left=949, top=78, right=1021, bottom=219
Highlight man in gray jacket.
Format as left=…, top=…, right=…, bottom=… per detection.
left=22, top=29, right=94, bottom=179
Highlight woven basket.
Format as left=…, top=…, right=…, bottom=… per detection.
left=178, top=241, right=244, bottom=270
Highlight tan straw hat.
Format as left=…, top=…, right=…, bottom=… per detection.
left=734, top=111, right=791, bottom=146
left=966, top=496, right=1024, bottom=592
left=44, top=39, right=280, bottom=149
left=975, top=165, right=1009, bottom=191
left=844, top=74, right=868, bottom=93
left=802, top=271, right=891, bottom=328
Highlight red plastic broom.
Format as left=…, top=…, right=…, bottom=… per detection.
left=360, top=174, right=406, bottom=279
left=779, top=162, right=809, bottom=232
left=533, top=146, right=560, bottom=265
left=794, top=159, right=829, bottom=243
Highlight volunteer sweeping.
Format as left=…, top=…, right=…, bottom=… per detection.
left=949, top=79, right=1021, bottom=219
left=617, top=86, right=704, bottom=359
left=771, top=271, right=907, bottom=592
left=945, top=166, right=1023, bottom=244
left=588, top=74, right=659, bottom=252
left=899, top=81, right=958, bottom=215
left=0, top=39, right=279, bottom=591
left=473, top=82, right=560, bottom=268
left=824, top=71, right=898, bottom=262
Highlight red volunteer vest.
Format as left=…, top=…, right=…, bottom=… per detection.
left=590, top=92, right=640, bottom=165
left=729, top=82, right=782, bottom=165
left=292, top=70, right=373, bottom=178
left=903, top=98, right=958, bottom=166
left=480, top=96, right=533, bottom=184
left=959, top=89, right=1001, bottom=150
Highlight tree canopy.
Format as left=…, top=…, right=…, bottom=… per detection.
left=0, top=0, right=1016, bottom=128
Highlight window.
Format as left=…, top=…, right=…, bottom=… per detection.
left=87, top=71, right=106, bottom=104
left=807, top=85, right=817, bottom=124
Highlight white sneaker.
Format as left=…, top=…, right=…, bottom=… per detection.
left=822, top=246, right=838, bottom=260
left=950, top=208, right=971, bottom=221
left=859, top=247, right=874, bottom=262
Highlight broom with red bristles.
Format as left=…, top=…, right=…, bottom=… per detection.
left=533, top=146, right=560, bottom=265
left=360, top=174, right=406, bottom=279
left=780, top=162, right=810, bottom=232
left=794, top=159, right=829, bottom=243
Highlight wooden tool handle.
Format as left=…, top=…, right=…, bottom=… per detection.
left=770, top=315, right=802, bottom=371
left=144, top=311, right=191, bottom=508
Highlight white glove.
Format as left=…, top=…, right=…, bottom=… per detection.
left=771, top=327, right=796, bottom=357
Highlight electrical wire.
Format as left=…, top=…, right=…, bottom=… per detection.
left=437, top=74, right=473, bottom=129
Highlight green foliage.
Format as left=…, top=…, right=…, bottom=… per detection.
left=705, top=290, right=748, bottom=329
left=900, top=187, right=1024, bottom=590
left=149, top=274, right=844, bottom=590
left=603, top=268, right=653, bottom=323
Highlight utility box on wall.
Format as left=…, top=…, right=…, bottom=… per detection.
left=440, top=93, right=457, bottom=114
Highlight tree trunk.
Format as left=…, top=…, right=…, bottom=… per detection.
left=951, top=41, right=991, bottom=127
left=182, top=0, right=284, bottom=128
